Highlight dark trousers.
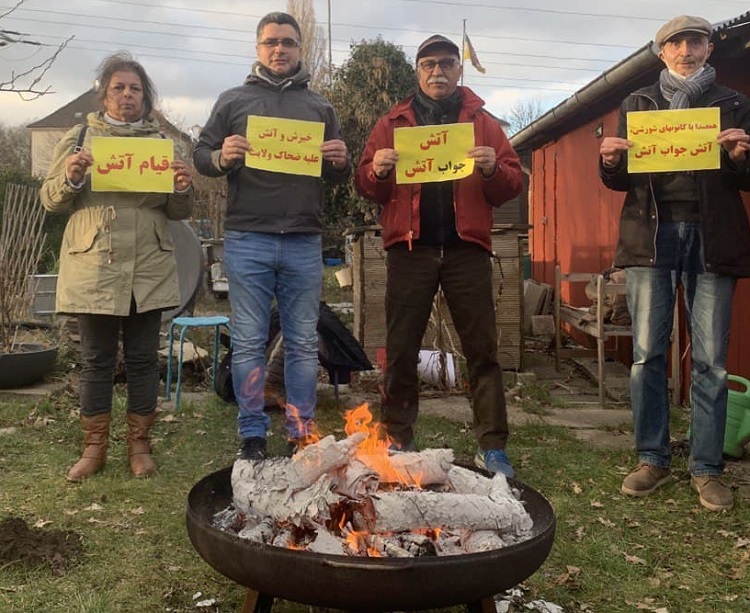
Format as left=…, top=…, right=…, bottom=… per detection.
left=77, top=299, right=162, bottom=416
left=383, top=242, right=509, bottom=450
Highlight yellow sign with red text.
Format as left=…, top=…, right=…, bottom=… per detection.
left=626, top=108, right=720, bottom=173
left=394, top=123, right=475, bottom=184
left=91, top=137, right=174, bottom=192
left=245, top=115, right=325, bottom=177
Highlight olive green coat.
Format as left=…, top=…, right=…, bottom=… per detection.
left=40, top=112, right=194, bottom=316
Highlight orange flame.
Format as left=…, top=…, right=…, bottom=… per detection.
left=344, top=403, right=422, bottom=487
left=287, top=403, right=320, bottom=448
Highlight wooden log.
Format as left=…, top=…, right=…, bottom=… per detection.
left=337, top=459, right=380, bottom=499
left=365, top=490, right=533, bottom=535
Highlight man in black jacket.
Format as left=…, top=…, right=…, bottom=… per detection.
left=194, top=12, right=350, bottom=461
left=599, top=15, right=750, bottom=512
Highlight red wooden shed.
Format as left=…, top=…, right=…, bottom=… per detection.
left=510, top=12, right=750, bottom=393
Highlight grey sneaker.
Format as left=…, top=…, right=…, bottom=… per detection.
left=691, top=476, right=734, bottom=512
left=621, top=463, right=671, bottom=497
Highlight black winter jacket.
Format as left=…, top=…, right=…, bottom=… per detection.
left=193, top=66, right=350, bottom=234
left=600, top=82, right=750, bottom=277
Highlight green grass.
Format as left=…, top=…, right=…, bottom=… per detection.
left=1, top=382, right=748, bottom=613
left=2, top=270, right=748, bottom=612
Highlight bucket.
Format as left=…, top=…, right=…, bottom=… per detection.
left=335, top=266, right=353, bottom=288
left=417, top=350, right=456, bottom=388
left=724, top=375, right=750, bottom=458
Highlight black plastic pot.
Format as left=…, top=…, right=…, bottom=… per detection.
left=186, top=465, right=556, bottom=612
left=0, top=343, right=58, bottom=388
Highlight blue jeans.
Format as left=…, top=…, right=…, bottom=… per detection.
left=626, top=222, right=735, bottom=476
left=224, top=230, right=322, bottom=440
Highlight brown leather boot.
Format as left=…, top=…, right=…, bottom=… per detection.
left=126, top=412, right=157, bottom=477
left=66, top=413, right=111, bottom=482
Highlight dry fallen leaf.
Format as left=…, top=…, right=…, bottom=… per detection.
left=553, top=565, right=581, bottom=586
left=623, top=553, right=647, bottom=565
left=735, top=537, right=749, bottom=549
left=597, top=516, right=615, bottom=528
left=33, top=519, right=52, bottom=528
left=571, top=482, right=583, bottom=495
left=84, top=503, right=103, bottom=512
left=131, top=506, right=145, bottom=515
left=590, top=501, right=604, bottom=509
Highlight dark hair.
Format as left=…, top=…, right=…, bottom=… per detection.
left=95, top=52, right=157, bottom=118
left=256, top=11, right=302, bottom=42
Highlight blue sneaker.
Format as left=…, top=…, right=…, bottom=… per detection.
left=474, top=448, right=515, bottom=478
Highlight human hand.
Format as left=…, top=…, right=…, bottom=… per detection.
left=468, top=146, right=497, bottom=176
left=717, top=128, right=750, bottom=162
left=65, top=150, right=93, bottom=184
left=600, top=137, right=632, bottom=167
left=172, top=160, right=193, bottom=191
left=372, top=148, right=398, bottom=179
left=320, top=139, right=349, bottom=169
left=219, top=134, right=250, bottom=168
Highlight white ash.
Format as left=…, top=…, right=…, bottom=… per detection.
left=215, top=433, right=535, bottom=557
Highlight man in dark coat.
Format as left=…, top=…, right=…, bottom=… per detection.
left=599, top=15, right=750, bottom=511
left=356, top=34, right=523, bottom=477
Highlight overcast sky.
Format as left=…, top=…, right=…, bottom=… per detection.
left=1, top=0, right=747, bottom=131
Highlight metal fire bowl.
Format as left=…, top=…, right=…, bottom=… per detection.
left=186, top=465, right=556, bottom=611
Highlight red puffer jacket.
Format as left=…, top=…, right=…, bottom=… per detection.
left=355, top=87, right=523, bottom=252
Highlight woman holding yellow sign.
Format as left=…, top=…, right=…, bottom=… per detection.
left=40, top=52, right=194, bottom=482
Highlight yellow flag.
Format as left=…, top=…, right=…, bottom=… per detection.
left=463, top=33, right=486, bottom=74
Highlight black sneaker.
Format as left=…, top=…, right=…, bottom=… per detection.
left=287, top=434, right=316, bottom=457
left=238, top=437, right=267, bottom=461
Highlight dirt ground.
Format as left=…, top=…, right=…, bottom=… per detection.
left=0, top=516, right=83, bottom=575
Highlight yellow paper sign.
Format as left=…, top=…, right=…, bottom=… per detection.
left=394, top=123, right=476, bottom=184
left=91, top=137, right=173, bottom=193
left=627, top=108, right=721, bottom=173
left=246, top=115, right=325, bottom=177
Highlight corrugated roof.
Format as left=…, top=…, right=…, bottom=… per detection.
left=511, top=11, right=750, bottom=151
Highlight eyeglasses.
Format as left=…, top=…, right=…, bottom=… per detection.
left=257, top=38, right=300, bottom=49
left=418, top=58, right=458, bottom=71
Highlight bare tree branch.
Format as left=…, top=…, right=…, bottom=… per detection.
left=0, top=1, right=25, bottom=22
left=0, top=0, right=73, bottom=98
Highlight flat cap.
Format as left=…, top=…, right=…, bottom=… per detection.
left=416, top=34, right=460, bottom=61
left=655, top=15, right=712, bottom=47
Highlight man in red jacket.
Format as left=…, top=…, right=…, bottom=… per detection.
left=355, top=34, right=523, bottom=477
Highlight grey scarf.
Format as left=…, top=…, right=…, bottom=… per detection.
left=659, top=64, right=716, bottom=109
left=245, top=62, right=310, bottom=91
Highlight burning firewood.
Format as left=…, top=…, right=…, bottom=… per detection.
left=221, top=404, right=535, bottom=558
left=355, top=490, right=533, bottom=535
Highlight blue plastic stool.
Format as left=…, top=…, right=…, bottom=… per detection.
left=166, top=315, right=230, bottom=408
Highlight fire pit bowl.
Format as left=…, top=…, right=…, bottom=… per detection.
left=186, top=465, right=556, bottom=611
